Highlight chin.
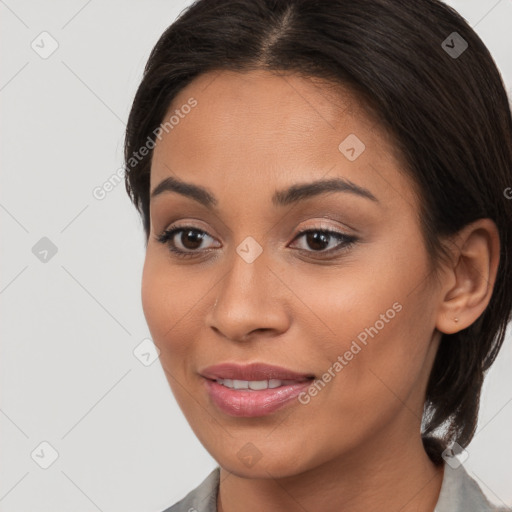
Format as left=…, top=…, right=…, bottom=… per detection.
left=211, top=441, right=317, bottom=480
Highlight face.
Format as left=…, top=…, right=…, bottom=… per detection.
left=142, top=69, right=443, bottom=478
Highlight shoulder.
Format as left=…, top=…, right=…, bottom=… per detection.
left=435, top=463, right=511, bottom=512
left=160, top=467, right=220, bottom=512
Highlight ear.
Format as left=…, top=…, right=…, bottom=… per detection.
left=435, top=218, right=500, bottom=335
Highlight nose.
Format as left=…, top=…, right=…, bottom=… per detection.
left=206, top=248, right=291, bottom=342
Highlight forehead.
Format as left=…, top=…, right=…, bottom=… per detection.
left=150, top=69, right=416, bottom=210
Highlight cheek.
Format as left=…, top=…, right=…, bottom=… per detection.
left=299, top=268, right=407, bottom=390
left=141, top=252, right=202, bottom=361
left=306, top=248, right=435, bottom=420
left=290, top=253, right=406, bottom=349
left=141, top=254, right=168, bottom=343
left=298, top=235, right=429, bottom=360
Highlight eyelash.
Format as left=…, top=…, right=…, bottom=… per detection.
left=155, top=225, right=358, bottom=260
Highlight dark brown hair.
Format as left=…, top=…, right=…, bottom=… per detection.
left=124, top=0, right=512, bottom=464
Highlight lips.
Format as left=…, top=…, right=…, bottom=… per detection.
left=199, top=362, right=315, bottom=417
left=200, top=362, right=315, bottom=382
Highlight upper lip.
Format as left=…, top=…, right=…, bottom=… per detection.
left=200, top=362, right=315, bottom=381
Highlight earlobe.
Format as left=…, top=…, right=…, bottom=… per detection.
left=435, top=218, right=500, bottom=335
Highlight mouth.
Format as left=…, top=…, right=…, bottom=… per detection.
left=199, top=361, right=315, bottom=382
left=212, top=378, right=313, bottom=390
left=200, top=362, right=315, bottom=417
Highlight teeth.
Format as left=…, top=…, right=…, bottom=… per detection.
left=216, top=378, right=300, bottom=390
left=248, top=380, right=268, bottom=390
left=233, top=379, right=249, bottom=389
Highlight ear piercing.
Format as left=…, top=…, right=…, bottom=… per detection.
left=454, top=317, right=459, bottom=323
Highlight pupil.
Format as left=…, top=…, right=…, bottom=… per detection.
left=307, top=232, right=329, bottom=251
left=182, top=230, right=203, bottom=250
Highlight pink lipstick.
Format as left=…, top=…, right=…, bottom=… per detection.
left=200, top=362, right=314, bottom=417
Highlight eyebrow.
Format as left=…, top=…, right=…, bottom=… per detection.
left=150, top=175, right=378, bottom=207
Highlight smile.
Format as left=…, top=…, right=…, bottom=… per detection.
left=215, top=378, right=306, bottom=390
left=204, top=378, right=314, bottom=417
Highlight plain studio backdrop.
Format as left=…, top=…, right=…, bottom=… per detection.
left=1, top=1, right=511, bottom=511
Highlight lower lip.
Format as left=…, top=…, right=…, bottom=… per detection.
left=204, top=378, right=312, bottom=417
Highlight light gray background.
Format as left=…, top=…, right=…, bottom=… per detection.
left=1, top=1, right=511, bottom=511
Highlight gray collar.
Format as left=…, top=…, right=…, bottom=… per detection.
left=435, top=463, right=509, bottom=511
left=163, top=463, right=509, bottom=512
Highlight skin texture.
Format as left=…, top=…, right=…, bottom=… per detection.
left=142, top=69, right=500, bottom=512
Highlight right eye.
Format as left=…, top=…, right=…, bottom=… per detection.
left=156, top=226, right=220, bottom=258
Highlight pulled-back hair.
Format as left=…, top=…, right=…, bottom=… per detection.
left=124, top=0, right=512, bottom=464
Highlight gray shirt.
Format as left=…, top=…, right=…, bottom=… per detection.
left=162, top=463, right=511, bottom=512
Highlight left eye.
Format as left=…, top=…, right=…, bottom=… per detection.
left=290, top=229, right=357, bottom=255
left=156, top=226, right=358, bottom=258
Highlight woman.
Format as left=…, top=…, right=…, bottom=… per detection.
left=124, top=0, right=512, bottom=510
